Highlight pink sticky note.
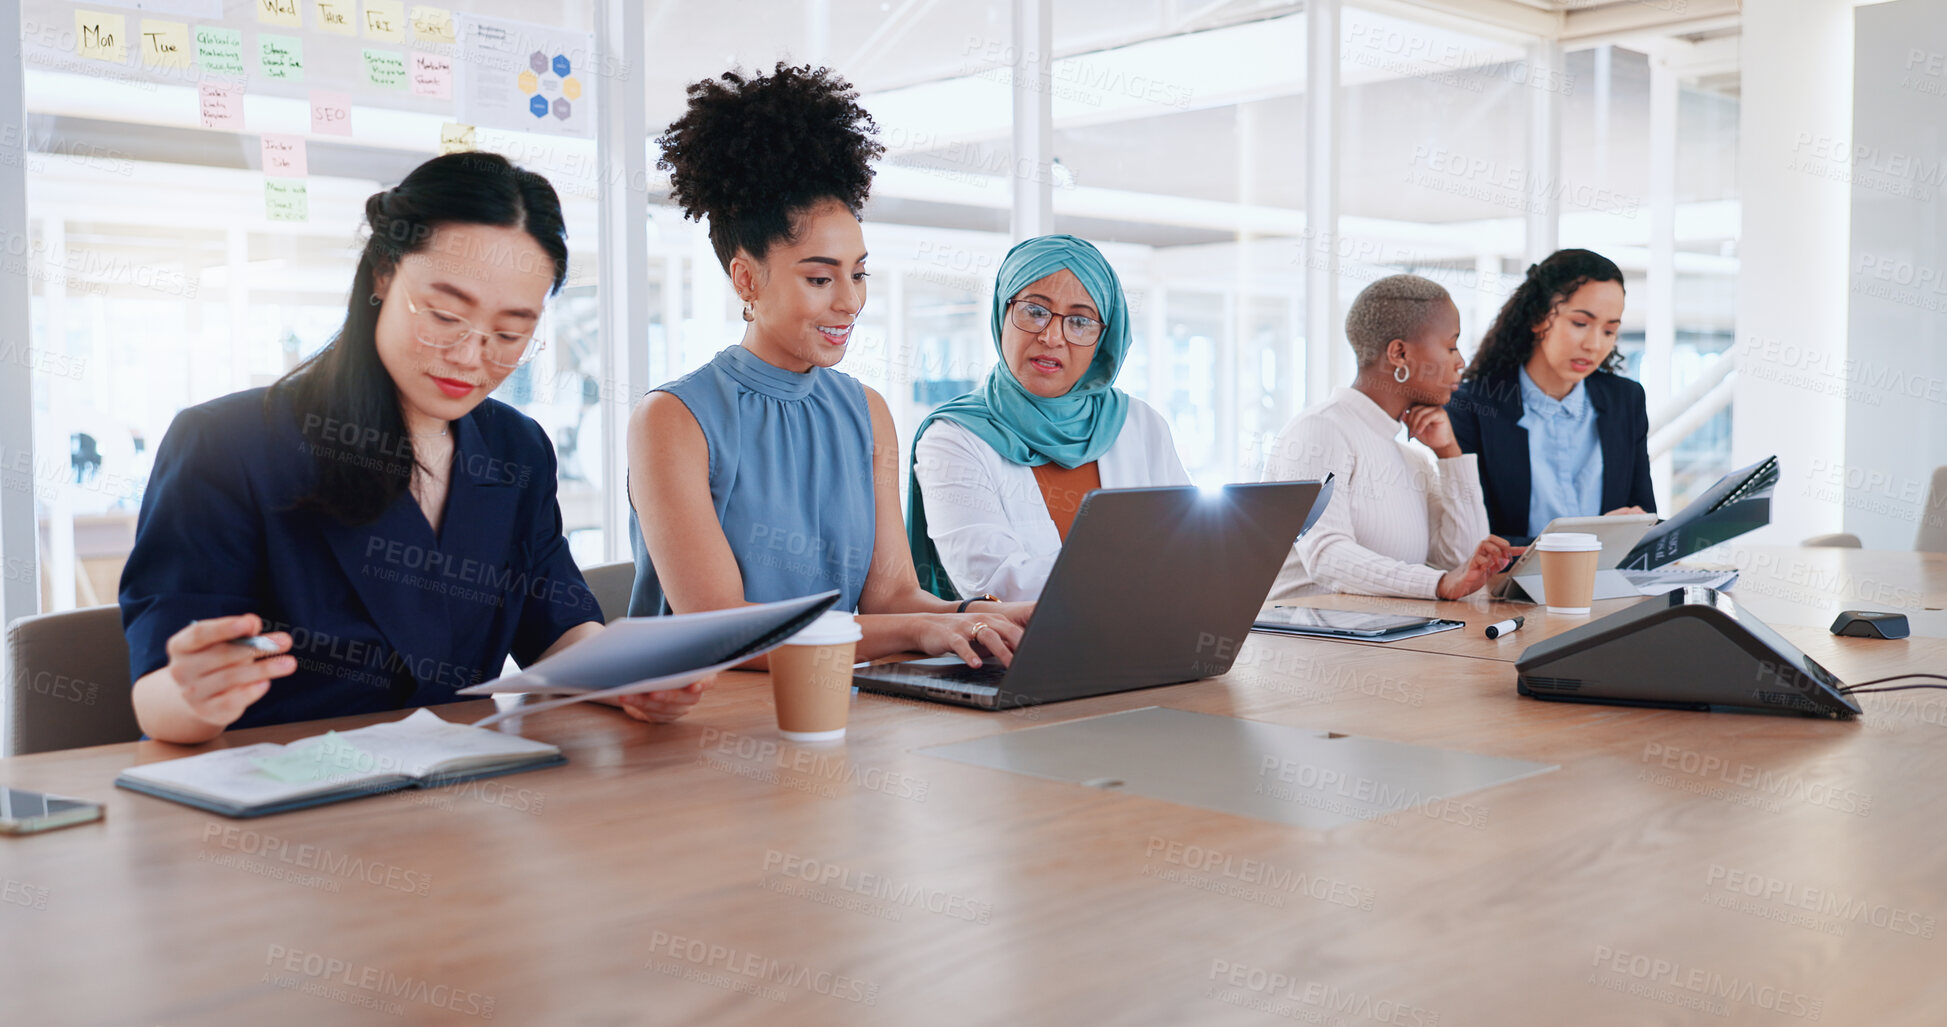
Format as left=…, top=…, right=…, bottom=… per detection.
left=410, top=51, right=452, bottom=99
left=199, top=82, right=244, bottom=130
left=310, top=89, right=352, bottom=136
left=261, top=134, right=308, bottom=178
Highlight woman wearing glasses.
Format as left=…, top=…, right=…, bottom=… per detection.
left=121, top=153, right=694, bottom=744
left=628, top=64, right=1032, bottom=671
left=907, top=234, right=1190, bottom=602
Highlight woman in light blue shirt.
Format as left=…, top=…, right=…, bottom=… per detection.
left=627, top=64, right=1032, bottom=672
left=1447, top=249, right=1656, bottom=545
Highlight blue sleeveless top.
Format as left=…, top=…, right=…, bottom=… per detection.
left=629, top=344, right=877, bottom=616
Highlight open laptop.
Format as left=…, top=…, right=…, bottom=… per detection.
left=854, top=480, right=1330, bottom=710
left=1491, top=513, right=1658, bottom=603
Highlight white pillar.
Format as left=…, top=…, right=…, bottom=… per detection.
left=1645, top=54, right=1678, bottom=508
left=42, top=219, right=73, bottom=613
left=1731, top=0, right=1853, bottom=544
left=1304, top=0, right=1340, bottom=403
left=1525, top=40, right=1562, bottom=266
left=1593, top=45, right=1611, bottom=175
left=1232, top=103, right=1257, bottom=479
left=0, top=0, right=34, bottom=750
left=1471, top=253, right=1501, bottom=359
left=226, top=227, right=249, bottom=391
left=691, top=221, right=726, bottom=363
left=595, top=0, right=649, bottom=561
left=1147, top=286, right=1170, bottom=415
left=804, top=0, right=830, bottom=65
left=661, top=254, right=684, bottom=385
left=884, top=267, right=913, bottom=449
left=1010, top=0, right=1052, bottom=240
left=0, top=0, right=37, bottom=643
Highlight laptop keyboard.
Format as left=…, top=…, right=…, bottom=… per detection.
left=856, top=661, right=1006, bottom=696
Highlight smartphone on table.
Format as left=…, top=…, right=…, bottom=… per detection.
left=0, top=787, right=105, bottom=834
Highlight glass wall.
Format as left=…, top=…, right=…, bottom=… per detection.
left=8, top=0, right=1746, bottom=620
left=1047, top=9, right=1310, bottom=485
left=20, top=0, right=607, bottom=615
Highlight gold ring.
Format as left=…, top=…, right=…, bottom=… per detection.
left=969, top=622, right=987, bottom=640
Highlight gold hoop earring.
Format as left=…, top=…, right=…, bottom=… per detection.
left=1394, top=364, right=1410, bottom=384
left=741, top=302, right=754, bottom=323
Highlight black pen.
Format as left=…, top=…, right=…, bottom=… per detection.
left=1484, top=616, right=1524, bottom=640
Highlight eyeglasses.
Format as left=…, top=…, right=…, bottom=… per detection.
left=1006, top=300, right=1104, bottom=348
left=404, top=293, right=545, bottom=370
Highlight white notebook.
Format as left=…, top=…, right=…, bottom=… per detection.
left=115, top=709, right=563, bottom=818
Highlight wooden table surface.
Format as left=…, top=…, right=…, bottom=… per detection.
left=5, top=550, right=1946, bottom=1026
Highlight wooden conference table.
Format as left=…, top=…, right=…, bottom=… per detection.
left=4, top=546, right=1946, bottom=1025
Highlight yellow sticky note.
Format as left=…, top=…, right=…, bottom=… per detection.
left=409, top=5, right=454, bottom=45
left=139, top=20, right=192, bottom=69
left=438, top=123, right=475, bottom=155
left=312, top=0, right=357, bottom=36
left=256, top=0, right=303, bottom=29
left=363, top=0, right=406, bottom=43
left=75, top=10, right=128, bottom=63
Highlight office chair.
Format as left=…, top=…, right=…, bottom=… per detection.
left=580, top=560, right=636, bottom=624
left=5, top=605, right=141, bottom=755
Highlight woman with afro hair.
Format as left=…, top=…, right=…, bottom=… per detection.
left=1445, top=248, right=1656, bottom=546
left=626, top=63, right=1034, bottom=673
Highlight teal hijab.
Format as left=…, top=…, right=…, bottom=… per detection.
left=906, top=234, right=1133, bottom=598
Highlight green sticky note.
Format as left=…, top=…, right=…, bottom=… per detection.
left=258, top=33, right=304, bottom=81
left=194, top=25, right=244, bottom=77
left=265, top=179, right=309, bottom=222
left=251, top=731, right=374, bottom=782
left=363, top=47, right=406, bottom=90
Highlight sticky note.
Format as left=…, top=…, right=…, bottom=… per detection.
left=438, top=122, right=474, bottom=154
left=265, top=180, right=310, bottom=222
left=251, top=731, right=365, bottom=780
left=75, top=10, right=128, bottom=63
left=363, top=0, right=405, bottom=43
left=256, top=0, right=303, bottom=29
left=363, top=48, right=406, bottom=89
left=198, top=81, right=244, bottom=130
left=139, top=20, right=192, bottom=69
left=195, top=26, right=244, bottom=77
left=261, top=134, right=307, bottom=177
left=258, top=34, right=304, bottom=81
left=309, top=90, right=352, bottom=135
left=410, top=51, right=452, bottom=99
left=313, top=0, right=356, bottom=36
left=409, top=5, right=454, bottom=44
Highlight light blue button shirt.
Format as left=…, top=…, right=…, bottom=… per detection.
left=1518, top=366, right=1603, bottom=539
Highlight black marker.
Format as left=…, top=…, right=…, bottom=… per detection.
left=1484, top=616, right=1524, bottom=640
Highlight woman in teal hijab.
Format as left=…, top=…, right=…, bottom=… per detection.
left=908, top=234, right=1191, bottom=601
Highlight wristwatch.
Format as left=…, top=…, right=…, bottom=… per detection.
left=956, top=593, right=1001, bottom=613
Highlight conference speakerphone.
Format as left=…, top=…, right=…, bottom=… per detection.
left=1515, top=588, right=1863, bottom=718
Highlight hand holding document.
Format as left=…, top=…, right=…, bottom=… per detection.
left=461, top=592, right=840, bottom=727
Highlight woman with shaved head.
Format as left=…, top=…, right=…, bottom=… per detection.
left=1260, top=273, right=1514, bottom=600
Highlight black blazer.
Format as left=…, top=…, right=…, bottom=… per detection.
left=119, top=387, right=602, bottom=731
left=1446, top=369, right=1656, bottom=545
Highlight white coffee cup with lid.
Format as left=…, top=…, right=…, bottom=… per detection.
left=771, top=611, right=862, bottom=742
left=1534, top=532, right=1602, bottom=616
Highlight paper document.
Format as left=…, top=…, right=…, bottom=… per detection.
left=459, top=592, right=839, bottom=725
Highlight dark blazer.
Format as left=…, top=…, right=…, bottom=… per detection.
left=119, top=387, right=601, bottom=731
left=1446, top=368, right=1656, bottom=545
